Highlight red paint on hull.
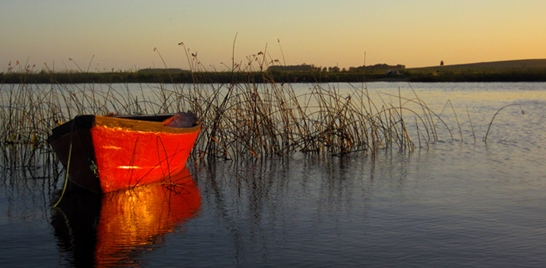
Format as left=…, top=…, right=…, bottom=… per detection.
left=48, top=114, right=200, bottom=193
left=91, top=125, right=199, bottom=192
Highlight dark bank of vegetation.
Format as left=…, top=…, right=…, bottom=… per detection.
left=0, top=67, right=401, bottom=84
left=3, top=59, right=546, bottom=84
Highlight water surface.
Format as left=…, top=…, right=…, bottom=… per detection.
left=1, top=82, right=545, bottom=267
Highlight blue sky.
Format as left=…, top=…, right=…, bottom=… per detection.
left=2, top=0, right=545, bottom=71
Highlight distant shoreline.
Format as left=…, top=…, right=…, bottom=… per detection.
left=3, top=59, right=546, bottom=84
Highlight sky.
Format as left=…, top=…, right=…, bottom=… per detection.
left=1, top=0, right=545, bottom=72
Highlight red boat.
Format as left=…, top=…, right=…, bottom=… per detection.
left=48, top=112, right=200, bottom=193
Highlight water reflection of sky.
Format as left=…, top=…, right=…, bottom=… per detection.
left=1, top=82, right=546, bottom=267
left=177, top=140, right=545, bottom=267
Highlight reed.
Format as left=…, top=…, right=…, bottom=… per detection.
left=483, top=103, right=525, bottom=144
left=0, top=50, right=449, bottom=174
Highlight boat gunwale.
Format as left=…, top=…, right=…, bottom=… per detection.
left=48, top=114, right=201, bottom=143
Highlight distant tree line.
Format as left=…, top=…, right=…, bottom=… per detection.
left=137, top=68, right=187, bottom=74
left=267, top=64, right=321, bottom=72
left=267, top=63, right=406, bottom=73
left=348, top=63, right=406, bottom=72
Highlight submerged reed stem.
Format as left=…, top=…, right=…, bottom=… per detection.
left=484, top=103, right=524, bottom=144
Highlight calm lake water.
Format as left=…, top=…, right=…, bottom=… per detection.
left=1, top=82, right=546, bottom=267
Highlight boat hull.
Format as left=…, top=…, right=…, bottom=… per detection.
left=48, top=114, right=200, bottom=193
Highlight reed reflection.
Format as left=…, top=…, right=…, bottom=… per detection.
left=196, top=154, right=410, bottom=264
left=51, top=168, right=201, bottom=267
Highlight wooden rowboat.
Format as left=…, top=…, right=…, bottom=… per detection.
left=48, top=112, right=200, bottom=193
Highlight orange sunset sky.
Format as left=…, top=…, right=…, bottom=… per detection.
left=1, top=0, right=545, bottom=72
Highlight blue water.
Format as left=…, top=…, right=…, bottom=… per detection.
left=1, top=82, right=546, bottom=267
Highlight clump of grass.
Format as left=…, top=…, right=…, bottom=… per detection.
left=0, top=47, right=447, bottom=173
left=159, top=43, right=447, bottom=161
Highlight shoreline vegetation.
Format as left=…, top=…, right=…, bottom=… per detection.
left=0, top=55, right=539, bottom=174
left=2, top=59, right=546, bottom=84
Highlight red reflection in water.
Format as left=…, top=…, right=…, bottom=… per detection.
left=52, top=168, right=201, bottom=267
left=95, top=169, right=201, bottom=266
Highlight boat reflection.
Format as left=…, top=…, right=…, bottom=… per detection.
left=51, top=168, right=201, bottom=267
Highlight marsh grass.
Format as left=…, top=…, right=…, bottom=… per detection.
left=0, top=77, right=440, bottom=165
left=0, top=47, right=452, bottom=179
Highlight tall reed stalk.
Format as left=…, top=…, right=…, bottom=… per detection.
left=0, top=50, right=447, bottom=176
